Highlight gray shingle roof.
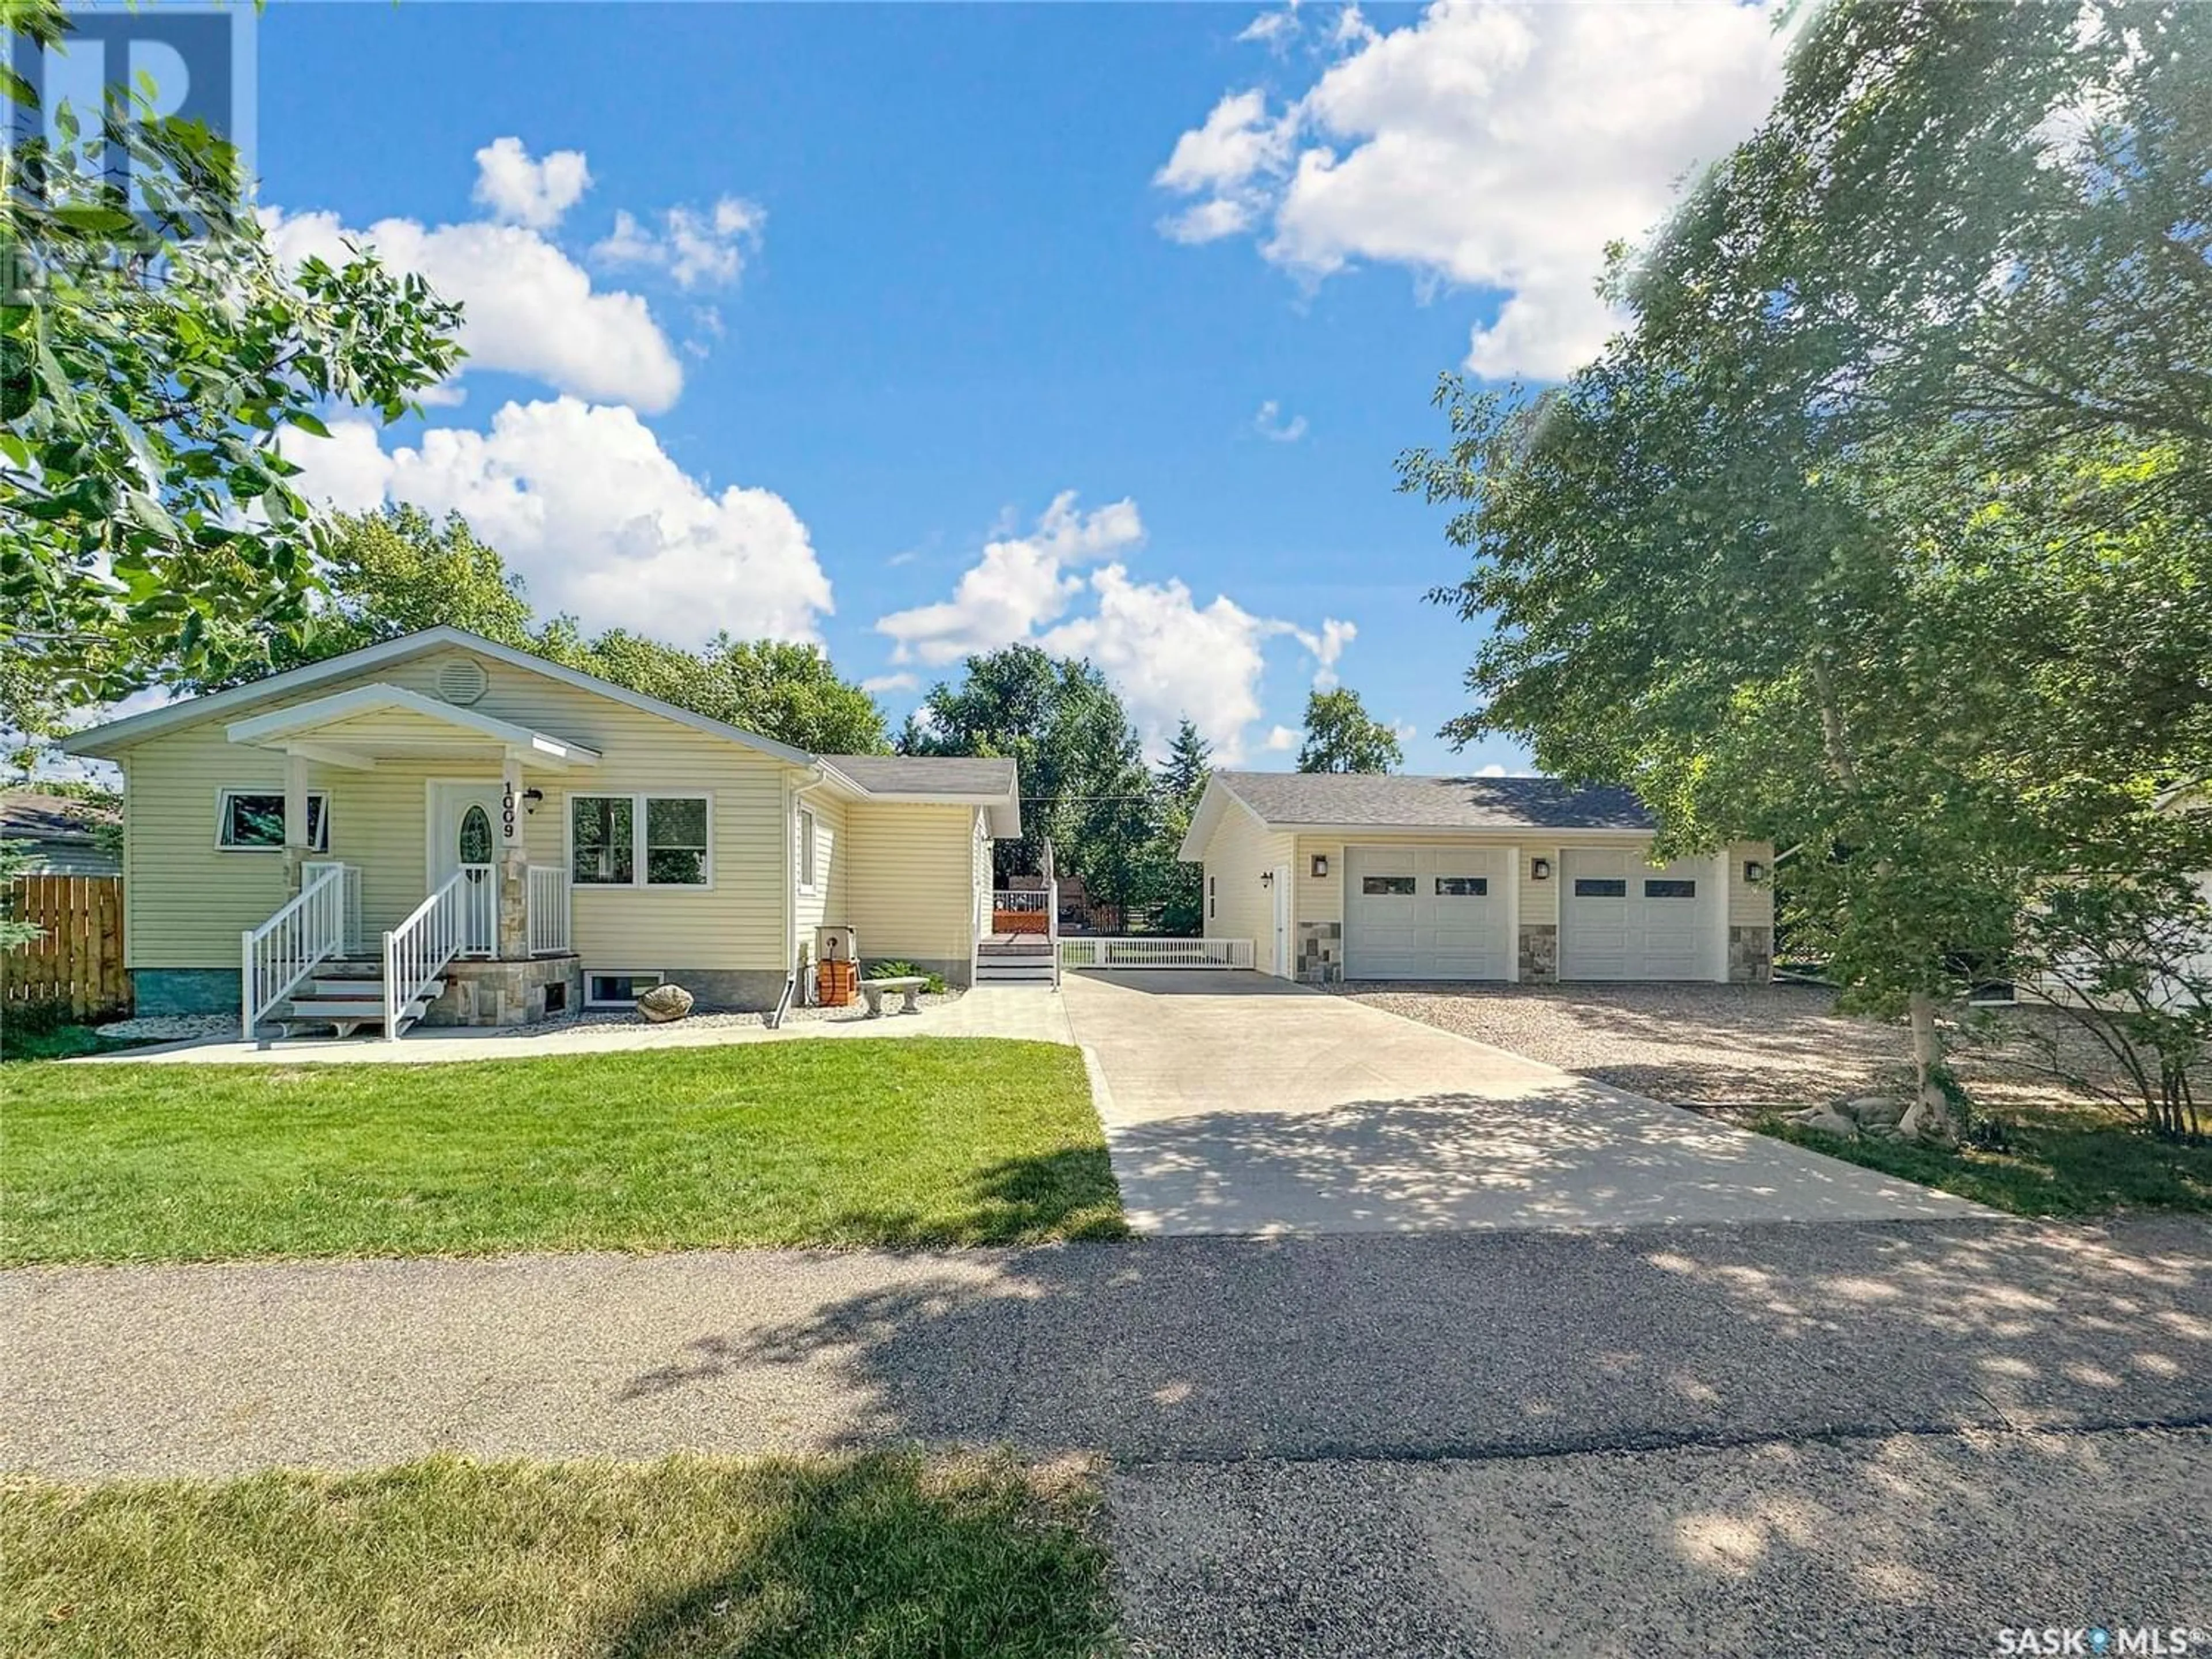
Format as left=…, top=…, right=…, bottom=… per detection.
left=1214, top=771, right=1654, bottom=831
left=823, top=755, right=1018, bottom=798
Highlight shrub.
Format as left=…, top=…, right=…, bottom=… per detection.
left=864, top=960, right=947, bottom=995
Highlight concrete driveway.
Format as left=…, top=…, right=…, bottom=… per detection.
left=1059, top=970, right=1983, bottom=1234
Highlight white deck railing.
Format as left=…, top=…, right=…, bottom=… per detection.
left=525, top=863, right=571, bottom=956
left=382, top=869, right=467, bottom=1040
left=990, top=888, right=1051, bottom=918
left=240, top=862, right=357, bottom=1040
left=1059, top=936, right=1254, bottom=971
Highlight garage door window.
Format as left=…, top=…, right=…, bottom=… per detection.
left=1435, top=877, right=1489, bottom=896
left=1573, top=877, right=1627, bottom=897
left=1361, top=876, right=1416, bottom=896
left=1645, top=878, right=1698, bottom=899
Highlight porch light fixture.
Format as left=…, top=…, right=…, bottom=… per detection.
left=1744, top=858, right=1767, bottom=884
left=1260, top=869, right=1275, bottom=889
left=1310, top=854, right=1328, bottom=878
left=1531, top=857, right=1552, bottom=880
left=522, top=788, right=544, bottom=813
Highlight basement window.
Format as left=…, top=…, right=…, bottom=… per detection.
left=585, top=969, right=663, bottom=1009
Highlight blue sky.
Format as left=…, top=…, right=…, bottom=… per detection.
left=253, top=1, right=1789, bottom=774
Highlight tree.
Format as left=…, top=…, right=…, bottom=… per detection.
left=904, top=645, right=1155, bottom=899
left=1153, top=718, right=1212, bottom=934
left=1403, top=0, right=2212, bottom=1144
left=1297, top=687, right=1403, bottom=775
left=565, top=631, right=889, bottom=756
left=3, top=1, right=463, bottom=704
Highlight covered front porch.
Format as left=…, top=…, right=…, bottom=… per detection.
left=229, top=683, right=593, bottom=1038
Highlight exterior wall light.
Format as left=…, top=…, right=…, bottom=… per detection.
left=1311, top=854, right=1329, bottom=878
left=1744, top=859, right=1767, bottom=883
left=1531, top=857, right=1552, bottom=880
left=1260, top=869, right=1275, bottom=888
left=522, top=788, right=544, bottom=813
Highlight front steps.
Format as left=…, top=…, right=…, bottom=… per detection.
left=267, top=957, right=442, bottom=1040
left=975, top=938, right=1058, bottom=987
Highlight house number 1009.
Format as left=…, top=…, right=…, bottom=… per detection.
left=501, top=788, right=517, bottom=840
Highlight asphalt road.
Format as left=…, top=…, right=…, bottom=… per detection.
left=7, top=1215, right=2209, bottom=1655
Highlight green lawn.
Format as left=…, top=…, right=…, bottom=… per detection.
left=1760, top=1105, right=2212, bottom=1217
left=1, top=1450, right=1116, bottom=1659
left=1, top=1040, right=1124, bottom=1264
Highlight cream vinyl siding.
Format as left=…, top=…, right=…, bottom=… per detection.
left=792, top=790, right=846, bottom=953
left=838, top=802, right=977, bottom=965
left=1726, top=841, right=1775, bottom=929
left=1202, top=801, right=1292, bottom=971
left=111, top=648, right=798, bottom=971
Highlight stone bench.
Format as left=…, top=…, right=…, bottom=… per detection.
left=858, top=976, right=929, bottom=1017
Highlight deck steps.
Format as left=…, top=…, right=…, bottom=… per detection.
left=975, top=938, right=1058, bottom=987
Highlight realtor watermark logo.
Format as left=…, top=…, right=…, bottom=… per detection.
left=1997, top=1627, right=2208, bottom=1656
left=7, top=0, right=256, bottom=232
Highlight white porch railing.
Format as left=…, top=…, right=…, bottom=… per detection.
left=1060, top=937, right=1255, bottom=971
left=458, top=862, right=496, bottom=959
left=990, top=888, right=1052, bottom=920
left=525, top=863, right=571, bottom=956
left=240, top=862, right=356, bottom=1040
left=382, top=869, right=467, bottom=1040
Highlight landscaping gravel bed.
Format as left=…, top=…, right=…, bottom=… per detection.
left=1327, top=980, right=2101, bottom=1111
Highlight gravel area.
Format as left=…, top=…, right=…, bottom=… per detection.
left=1328, top=980, right=2111, bottom=1112
left=92, top=1014, right=234, bottom=1043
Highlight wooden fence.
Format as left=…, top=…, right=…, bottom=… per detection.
left=3, top=876, right=128, bottom=1020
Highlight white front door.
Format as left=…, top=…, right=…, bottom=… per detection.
left=1271, top=865, right=1293, bottom=976
left=1558, top=849, right=1714, bottom=980
left=427, top=781, right=502, bottom=957
left=1343, top=846, right=1508, bottom=980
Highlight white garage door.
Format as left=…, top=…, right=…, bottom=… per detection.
left=1344, top=846, right=1508, bottom=980
left=1559, top=849, right=1714, bottom=980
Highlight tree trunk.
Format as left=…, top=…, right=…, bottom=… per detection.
left=1898, top=990, right=1961, bottom=1146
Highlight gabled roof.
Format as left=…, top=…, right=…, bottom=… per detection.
left=1180, top=770, right=1655, bottom=859
left=60, top=627, right=817, bottom=768
left=0, top=791, right=115, bottom=845
left=225, top=683, right=601, bottom=770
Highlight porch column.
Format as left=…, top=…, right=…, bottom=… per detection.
left=282, top=749, right=312, bottom=894
left=497, top=751, right=529, bottom=958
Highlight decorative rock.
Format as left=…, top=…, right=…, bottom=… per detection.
left=635, top=983, right=695, bottom=1023
left=1794, top=1108, right=1861, bottom=1141
left=1842, top=1094, right=1909, bottom=1128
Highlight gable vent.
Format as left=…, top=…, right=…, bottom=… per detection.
left=434, top=657, right=490, bottom=706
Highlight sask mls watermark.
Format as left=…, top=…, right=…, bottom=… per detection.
left=7, top=0, right=256, bottom=232
left=1997, top=1627, right=2208, bottom=1656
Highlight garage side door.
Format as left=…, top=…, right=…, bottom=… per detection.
left=1344, top=846, right=1506, bottom=980
left=1559, top=849, right=1713, bottom=980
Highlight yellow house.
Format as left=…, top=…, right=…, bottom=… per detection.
left=61, top=628, right=1022, bottom=1037
left=1179, top=771, right=1775, bottom=984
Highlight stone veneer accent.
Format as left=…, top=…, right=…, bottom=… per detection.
left=1728, top=925, right=1774, bottom=984
left=421, top=955, right=582, bottom=1027
left=1296, top=920, right=1343, bottom=983
left=1518, top=923, right=1559, bottom=985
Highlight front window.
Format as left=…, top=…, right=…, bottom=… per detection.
left=218, top=789, right=328, bottom=851
left=570, top=794, right=710, bottom=888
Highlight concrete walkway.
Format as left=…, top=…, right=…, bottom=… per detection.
left=87, top=983, right=1075, bottom=1065
left=1060, top=970, right=1986, bottom=1233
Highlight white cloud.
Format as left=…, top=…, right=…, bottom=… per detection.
left=874, top=494, right=1353, bottom=763
left=594, top=196, right=766, bottom=290
left=282, top=397, right=832, bottom=645
left=1237, top=5, right=1301, bottom=48
left=1154, top=1, right=1791, bottom=378
left=471, top=136, right=592, bottom=230
left=1263, top=724, right=1300, bottom=752
left=1253, top=398, right=1309, bottom=443
left=265, top=207, right=685, bottom=412
left=1475, top=762, right=1506, bottom=778
left=876, top=493, right=1144, bottom=667
left=1292, top=616, right=1355, bottom=687
left=862, top=672, right=920, bottom=695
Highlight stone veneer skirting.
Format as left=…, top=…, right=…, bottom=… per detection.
left=1295, top=920, right=1343, bottom=983
left=1728, top=925, right=1774, bottom=984
left=1518, top=923, right=1558, bottom=985
left=421, top=955, right=582, bottom=1028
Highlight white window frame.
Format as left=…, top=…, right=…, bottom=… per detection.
left=584, top=968, right=664, bottom=1009
left=216, top=786, right=329, bottom=853
left=566, top=791, right=714, bottom=890
left=797, top=805, right=818, bottom=893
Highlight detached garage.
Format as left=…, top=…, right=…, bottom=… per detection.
left=1178, top=771, right=1773, bottom=987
